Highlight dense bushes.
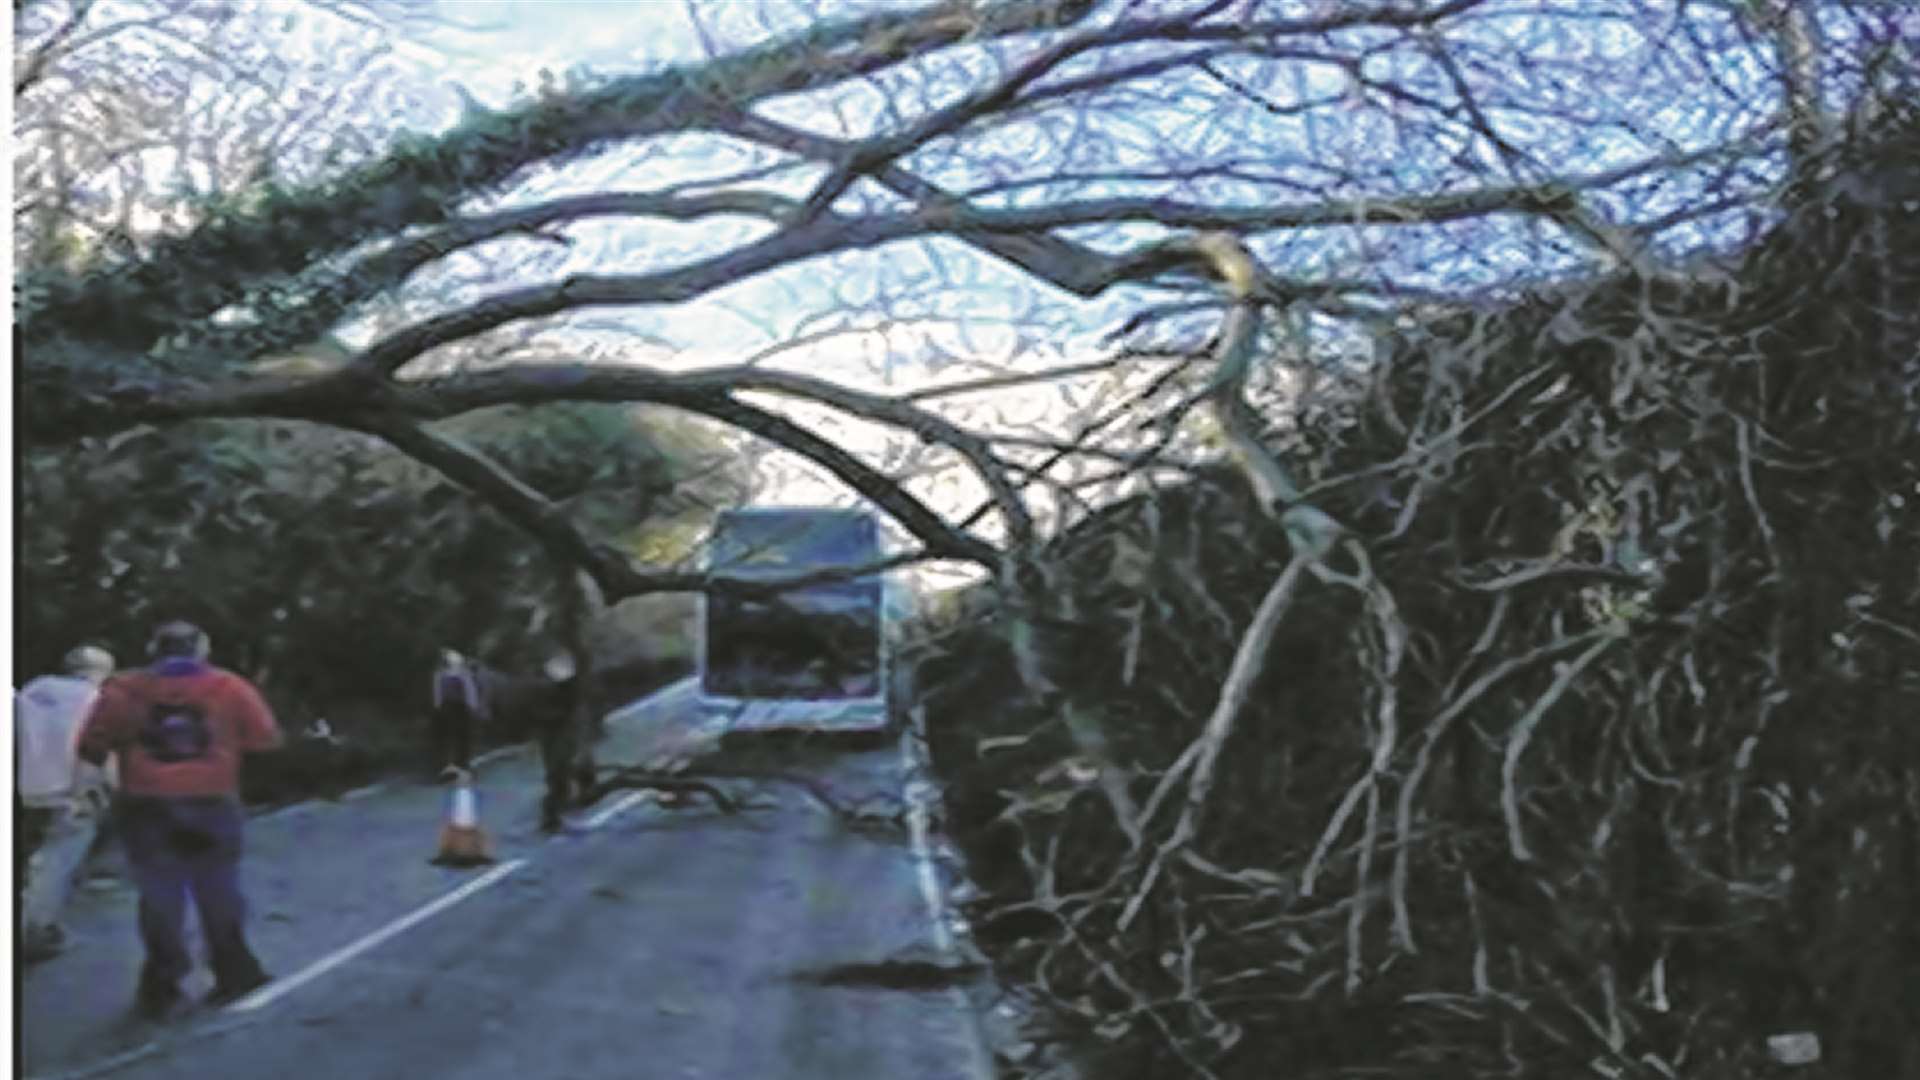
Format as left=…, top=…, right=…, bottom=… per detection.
left=16, top=402, right=736, bottom=801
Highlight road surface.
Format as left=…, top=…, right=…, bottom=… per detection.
left=17, top=680, right=991, bottom=1080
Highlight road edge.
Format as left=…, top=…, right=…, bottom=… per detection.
left=900, top=705, right=999, bottom=1080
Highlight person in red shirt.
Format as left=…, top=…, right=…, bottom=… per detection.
left=78, top=620, right=283, bottom=1019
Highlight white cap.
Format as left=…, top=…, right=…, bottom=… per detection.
left=63, top=645, right=115, bottom=678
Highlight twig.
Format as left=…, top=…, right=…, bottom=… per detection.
left=1855, top=611, right=1920, bottom=647
left=1464, top=872, right=1490, bottom=996
left=1389, top=627, right=1614, bottom=941
left=1350, top=545, right=1410, bottom=952
left=1733, top=417, right=1780, bottom=571
left=1502, top=633, right=1618, bottom=862
left=1136, top=737, right=1206, bottom=832
left=581, top=768, right=744, bottom=814
left=1170, top=550, right=1313, bottom=838
left=901, top=354, right=1183, bottom=403
left=1455, top=560, right=1649, bottom=593
left=786, top=0, right=1237, bottom=230
left=1347, top=778, right=1380, bottom=995
left=586, top=763, right=901, bottom=826
left=14, top=0, right=101, bottom=97
left=1296, top=543, right=1406, bottom=904
left=1118, top=551, right=1312, bottom=933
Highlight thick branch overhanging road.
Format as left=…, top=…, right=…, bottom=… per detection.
left=22, top=0, right=1592, bottom=388
left=18, top=0, right=1104, bottom=355
left=19, top=0, right=1796, bottom=613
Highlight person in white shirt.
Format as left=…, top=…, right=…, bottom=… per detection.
left=16, top=644, right=117, bottom=961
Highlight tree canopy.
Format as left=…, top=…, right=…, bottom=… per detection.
left=20, top=0, right=1912, bottom=600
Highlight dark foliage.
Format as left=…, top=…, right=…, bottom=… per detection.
left=15, top=404, right=715, bottom=803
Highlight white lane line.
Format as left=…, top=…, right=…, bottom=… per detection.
left=899, top=728, right=955, bottom=955
left=898, top=721, right=997, bottom=1080
left=255, top=743, right=532, bottom=820
left=582, top=789, right=654, bottom=830
left=25, top=1039, right=161, bottom=1080
left=226, top=859, right=525, bottom=1014
left=223, top=781, right=645, bottom=1016
left=472, top=743, right=530, bottom=768
left=91, top=690, right=682, bottom=1025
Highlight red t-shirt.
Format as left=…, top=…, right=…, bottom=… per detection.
left=78, top=662, right=282, bottom=798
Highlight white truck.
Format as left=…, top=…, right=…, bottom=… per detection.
left=696, top=507, right=909, bottom=735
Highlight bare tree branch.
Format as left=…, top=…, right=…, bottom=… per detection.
left=354, top=412, right=958, bottom=603
left=14, top=0, right=101, bottom=96
left=790, top=0, right=1238, bottom=226
left=392, top=362, right=1037, bottom=543
left=20, top=0, right=1102, bottom=352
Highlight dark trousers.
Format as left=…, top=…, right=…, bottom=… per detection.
left=119, top=796, right=266, bottom=993
left=536, top=708, right=596, bottom=831
left=432, top=702, right=476, bottom=771
left=538, top=720, right=581, bottom=830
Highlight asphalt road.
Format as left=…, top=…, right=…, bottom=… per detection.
left=17, top=682, right=991, bottom=1080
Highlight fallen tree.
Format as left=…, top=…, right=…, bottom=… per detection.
left=15, top=3, right=1917, bottom=1068
left=918, top=111, right=1920, bottom=1079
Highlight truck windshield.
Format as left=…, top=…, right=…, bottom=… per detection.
left=703, top=511, right=882, bottom=701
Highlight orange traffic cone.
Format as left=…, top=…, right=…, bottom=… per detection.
left=430, top=769, right=495, bottom=867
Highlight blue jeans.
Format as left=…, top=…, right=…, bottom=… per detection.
left=118, top=795, right=267, bottom=993
left=20, top=799, right=103, bottom=941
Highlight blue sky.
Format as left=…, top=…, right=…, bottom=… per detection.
left=420, top=1, right=711, bottom=92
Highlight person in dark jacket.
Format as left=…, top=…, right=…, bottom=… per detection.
left=532, top=652, right=597, bottom=833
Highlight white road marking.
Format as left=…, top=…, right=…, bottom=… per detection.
left=255, top=743, right=531, bottom=820
left=30, top=684, right=700, bottom=1073
left=24, top=1038, right=161, bottom=1080
left=898, top=720, right=997, bottom=1080
left=581, top=789, right=654, bottom=830
left=47, top=753, right=997, bottom=1080
left=898, top=725, right=954, bottom=954
left=472, top=743, right=530, bottom=768
left=226, top=859, right=525, bottom=1014
left=254, top=801, right=313, bottom=822
left=223, top=770, right=646, bottom=1016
